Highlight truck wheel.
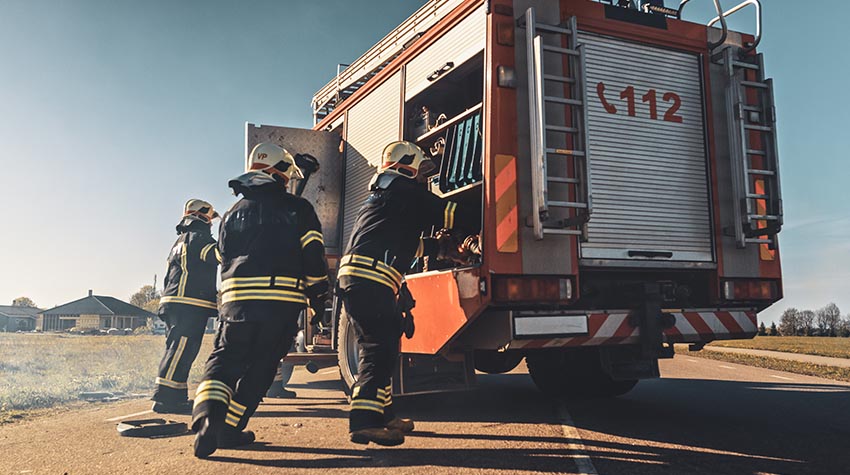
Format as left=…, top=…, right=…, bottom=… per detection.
left=526, top=348, right=637, bottom=399
left=473, top=350, right=524, bottom=374
left=336, top=309, right=359, bottom=396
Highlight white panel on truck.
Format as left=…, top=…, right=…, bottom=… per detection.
left=245, top=123, right=343, bottom=255
left=578, top=32, right=713, bottom=263
left=342, top=71, right=402, bottom=247
left=404, top=5, right=486, bottom=101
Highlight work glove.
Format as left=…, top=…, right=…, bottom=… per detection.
left=436, top=229, right=468, bottom=264
left=397, top=283, right=416, bottom=339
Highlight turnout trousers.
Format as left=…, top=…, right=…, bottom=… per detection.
left=191, top=301, right=302, bottom=432
left=341, top=281, right=402, bottom=432
left=152, top=308, right=210, bottom=404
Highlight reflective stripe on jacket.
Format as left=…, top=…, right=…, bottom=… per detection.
left=159, top=219, right=220, bottom=314
left=218, top=180, right=329, bottom=312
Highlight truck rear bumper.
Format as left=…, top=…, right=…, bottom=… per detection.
left=506, top=309, right=757, bottom=350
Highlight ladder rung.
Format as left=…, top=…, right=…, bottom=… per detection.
left=544, top=96, right=583, bottom=106
left=535, top=24, right=572, bottom=35
left=748, top=169, right=775, bottom=176
left=546, top=125, right=579, bottom=134
left=546, top=148, right=586, bottom=157
left=746, top=194, right=769, bottom=199
left=741, top=81, right=769, bottom=89
left=732, top=61, right=760, bottom=70
left=541, top=45, right=580, bottom=56
left=744, top=125, right=773, bottom=132
left=548, top=177, right=580, bottom=184
left=543, top=228, right=583, bottom=236
left=748, top=215, right=780, bottom=221
left=745, top=238, right=773, bottom=244
left=746, top=149, right=767, bottom=156
left=548, top=201, right=588, bottom=209
left=742, top=105, right=762, bottom=112
left=543, top=74, right=576, bottom=84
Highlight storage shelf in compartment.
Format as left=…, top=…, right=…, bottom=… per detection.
left=428, top=180, right=481, bottom=199
left=415, top=102, right=483, bottom=143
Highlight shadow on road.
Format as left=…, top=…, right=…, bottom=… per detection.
left=235, top=372, right=850, bottom=474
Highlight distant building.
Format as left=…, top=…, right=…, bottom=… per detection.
left=0, top=305, right=41, bottom=332
left=37, top=290, right=155, bottom=332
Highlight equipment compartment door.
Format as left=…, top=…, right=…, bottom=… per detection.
left=578, top=33, right=713, bottom=264
left=246, top=123, right=343, bottom=256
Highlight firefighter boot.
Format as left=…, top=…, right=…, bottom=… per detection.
left=385, top=417, right=414, bottom=433
left=193, top=417, right=220, bottom=459
left=350, top=427, right=405, bottom=446
left=217, top=427, right=256, bottom=449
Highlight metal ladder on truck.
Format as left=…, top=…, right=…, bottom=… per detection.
left=711, top=0, right=783, bottom=249
left=524, top=8, right=592, bottom=240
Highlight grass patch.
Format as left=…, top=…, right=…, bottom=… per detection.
left=692, top=349, right=850, bottom=383
left=0, top=333, right=214, bottom=420
left=710, top=336, right=850, bottom=359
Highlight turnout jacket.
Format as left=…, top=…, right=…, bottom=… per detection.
left=218, top=172, right=329, bottom=319
left=339, top=173, right=478, bottom=293
left=159, top=219, right=220, bottom=316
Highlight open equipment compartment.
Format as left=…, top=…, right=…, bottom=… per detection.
left=406, top=53, right=484, bottom=198
left=403, top=51, right=485, bottom=275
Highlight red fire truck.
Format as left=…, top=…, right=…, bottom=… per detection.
left=253, top=0, right=783, bottom=398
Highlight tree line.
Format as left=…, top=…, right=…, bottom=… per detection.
left=758, top=303, right=850, bottom=337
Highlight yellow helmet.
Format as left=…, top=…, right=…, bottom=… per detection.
left=183, top=199, right=219, bottom=223
left=380, top=141, right=436, bottom=179
left=247, top=143, right=304, bottom=184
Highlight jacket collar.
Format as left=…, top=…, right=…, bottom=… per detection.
left=228, top=171, right=288, bottom=197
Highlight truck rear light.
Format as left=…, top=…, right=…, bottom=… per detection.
left=493, top=276, right=572, bottom=303
left=722, top=280, right=778, bottom=301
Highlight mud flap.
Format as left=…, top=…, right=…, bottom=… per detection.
left=630, top=284, right=673, bottom=359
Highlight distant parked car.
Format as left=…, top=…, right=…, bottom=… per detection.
left=152, top=320, right=167, bottom=335
left=123, top=328, right=133, bottom=335
left=106, top=328, right=121, bottom=335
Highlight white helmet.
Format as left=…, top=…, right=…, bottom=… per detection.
left=380, top=141, right=436, bottom=179
left=247, top=143, right=304, bottom=184
left=183, top=199, right=219, bottom=223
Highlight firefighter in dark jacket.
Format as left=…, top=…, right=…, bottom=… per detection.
left=192, top=143, right=329, bottom=459
left=339, top=140, right=477, bottom=446
left=151, top=199, right=221, bottom=415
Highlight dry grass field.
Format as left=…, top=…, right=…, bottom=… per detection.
left=710, top=336, right=850, bottom=359
left=693, top=349, right=850, bottom=383
left=0, top=333, right=214, bottom=421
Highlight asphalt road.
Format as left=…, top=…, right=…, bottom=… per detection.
left=0, top=355, right=848, bottom=475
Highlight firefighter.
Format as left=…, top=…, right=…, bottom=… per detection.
left=192, top=143, right=329, bottom=459
left=338, top=140, right=477, bottom=446
left=151, top=199, right=221, bottom=415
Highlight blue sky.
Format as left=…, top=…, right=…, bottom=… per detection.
left=0, top=1, right=846, bottom=324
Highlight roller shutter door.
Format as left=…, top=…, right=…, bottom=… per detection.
left=578, top=32, right=713, bottom=263
left=404, top=5, right=486, bottom=101
left=342, top=72, right=402, bottom=247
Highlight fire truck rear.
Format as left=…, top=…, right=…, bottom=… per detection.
left=259, top=0, right=784, bottom=398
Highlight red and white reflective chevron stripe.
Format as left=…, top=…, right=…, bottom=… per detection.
left=509, top=309, right=757, bottom=350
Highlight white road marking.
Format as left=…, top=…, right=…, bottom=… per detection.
left=718, top=365, right=736, bottom=370
left=770, top=375, right=795, bottom=381
left=556, top=402, right=599, bottom=475
left=105, top=409, right=153, bottom=422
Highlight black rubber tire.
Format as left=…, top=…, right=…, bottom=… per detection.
left=473, top=350, right=524, bottom=374
left=336, top=308, right=359, bottom=397
left=526, top=348, right=638, bottom=399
